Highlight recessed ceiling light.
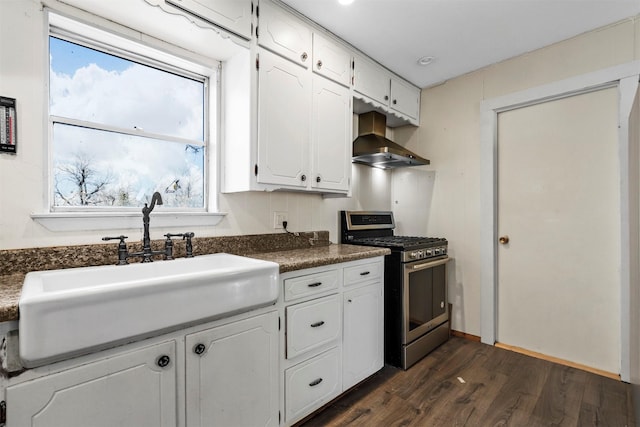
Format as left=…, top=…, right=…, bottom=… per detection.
left=338, top=0, right=355, bottom=5
left=417, top=56, right=435, bottom=66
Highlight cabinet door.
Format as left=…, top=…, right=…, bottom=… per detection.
left=6, top=341, right=176, bottom=427
left=258, top=0, right=312, bottom=67
left=166, top=0, right=253, bottom=39
left=352, top=54, right=390, bottom=106
left=390, top=76, right=420, bottom=120
left=311, top=75, right=351, bottom=192
left=258, top=49, right=311, bottom=188
left=185, top=311, right=279, bottom=427
left=312, top=33, right=351, bottom=87
left=343, top=283, right=384, bottom=390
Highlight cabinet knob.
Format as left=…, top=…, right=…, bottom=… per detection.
left=194, top=343, right=206, bottom=355
left=301, top=174, right=307, bottom=182
left=301, top=52, right=308, bottom=62
left=393, top=99, right=397, bottom=105
left=384, top=95, right=389, bottom=101
left=316, top=176, right=321, bottom=183
left=156, top=355, right=171, bottom=368
left=316, top=60, right=323, bottom=69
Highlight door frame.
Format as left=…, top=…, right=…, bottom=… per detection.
left=480, top=61, right=640, bottom=382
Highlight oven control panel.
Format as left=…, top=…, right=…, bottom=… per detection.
left=405, top=245, right=448, bottom=262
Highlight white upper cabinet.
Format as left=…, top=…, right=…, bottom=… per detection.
left=352, top=53, right=391, bottom=106
left=311, top=75, right=351, bottom=192
left=165, top=0, right=253, bottom=39
left=258, top=0, right=312, bottom=67
left=257, top=49, right=311, bottom=188
left=353, top=53, right=421, bottom=125
left=390, top=76, right=420, bottom=120
left=312, top=33, right=352, bottom=87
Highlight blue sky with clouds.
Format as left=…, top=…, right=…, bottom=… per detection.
left=50, top=37, right=130, bottom=76
left=49, top=37, right=206, bottom=208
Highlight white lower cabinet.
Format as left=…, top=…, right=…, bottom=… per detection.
left=5, top=257, right=385, bottom=427
left=343, top=282, right=384, bottom=390
left=281, top=256, right=385, bottom=426
left=285, top=347, right=341, bottom=422
left=5, top=310, right=278, bottom=427
left=185, top=311, right=279, bottom=427
left=286, top=294, right=341, bottom=359
left=6, top=340, right=177, bottom=427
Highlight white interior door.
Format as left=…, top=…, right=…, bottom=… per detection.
left=496, top=87, right=620, bottom=374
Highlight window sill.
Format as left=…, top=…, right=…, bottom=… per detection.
left=31, top=212, right=226, bottom=232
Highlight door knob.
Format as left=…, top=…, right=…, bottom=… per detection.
left=499, top=235, right=510, bottom=244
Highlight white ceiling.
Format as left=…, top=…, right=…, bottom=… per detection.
left=280, top=0, right=640, bottom=88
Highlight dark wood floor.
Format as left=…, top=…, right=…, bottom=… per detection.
left=299, top=337, right=635, bottom=427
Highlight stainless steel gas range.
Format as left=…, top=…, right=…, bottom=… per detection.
left=341, top=210, right=450, bottom=370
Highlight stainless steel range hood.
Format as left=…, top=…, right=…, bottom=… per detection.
left=352, top=111, right=430, bottom=169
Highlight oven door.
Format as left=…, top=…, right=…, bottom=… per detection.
left=403, top=257, right=449, bottom=344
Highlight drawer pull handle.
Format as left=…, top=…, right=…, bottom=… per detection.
left=310, top=321, right=325, bottom=328
left=308, top=282, right=322, bottom=288
left=360, top=271, right=370, bottom=276
left=309, top=378, right=323, bottom=387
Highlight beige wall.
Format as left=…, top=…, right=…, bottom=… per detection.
left=395, top=16, right=640, bottom=337
left=0, top=0, right=391, bottom=250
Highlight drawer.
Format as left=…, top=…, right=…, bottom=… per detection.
left=284, top=269, right=339, bottom=301
left=285, top=347, right=342, bottom=423
left=344, top=261, right=383, bottom=286
left=286, top=294, right=341, bottom=359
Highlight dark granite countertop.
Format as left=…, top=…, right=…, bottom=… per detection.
left=0, top=273, right=23, bottom=322
left=248, top=244, right=390, bottom=273
left=0, top=233, right=388, bottom=323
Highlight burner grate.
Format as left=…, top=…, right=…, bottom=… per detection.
left=350, top=236, right=447, bottom=250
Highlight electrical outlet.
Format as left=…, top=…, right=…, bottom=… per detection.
left=273, top=211, right=288, bottom=229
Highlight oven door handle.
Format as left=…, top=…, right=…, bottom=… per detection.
left=409, top=258, right=449, bottom=271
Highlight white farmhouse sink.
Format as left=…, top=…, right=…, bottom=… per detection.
left=19, top=253, right=279, bottom=368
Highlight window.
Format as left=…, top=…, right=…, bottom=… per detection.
left=48, top=15, right=215, bottom=213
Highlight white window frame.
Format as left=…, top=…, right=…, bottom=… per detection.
left=33, top=10, right=225, bottom=231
